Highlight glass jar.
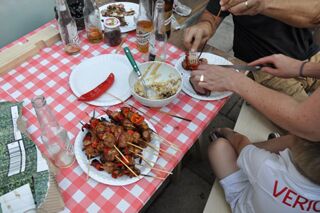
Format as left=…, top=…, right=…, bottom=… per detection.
left=104, top=17, right=122, bottom=47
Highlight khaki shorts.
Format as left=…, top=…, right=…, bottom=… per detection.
left=253, top=52, right=320, bottom=102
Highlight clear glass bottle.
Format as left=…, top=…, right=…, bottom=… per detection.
left=55, top=0, right=81, bottom=54
left=164, top=0, right=173, bottom=38
left=32, top=96, right=75, bottom=168
left=83, top=0, right=103, bottom=43
left=136, top=0, right=153, bottom=54
left=149, top=0, right=167, bottom=62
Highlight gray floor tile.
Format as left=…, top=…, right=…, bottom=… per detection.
left=146, top=168, right=211, bottom=213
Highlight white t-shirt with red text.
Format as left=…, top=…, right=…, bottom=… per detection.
left=234, top=145, right=320, bottom=213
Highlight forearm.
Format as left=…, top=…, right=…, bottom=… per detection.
left=198, top=10, right=222, bottom=36
left=302, top=62, right=320, bottom=78
left=262, top=0, right=320, bottom=28
left=231, top=74, right=320, bottom=141
left=254, top=135, right=295, bottom=153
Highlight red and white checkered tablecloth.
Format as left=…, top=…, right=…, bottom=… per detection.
left=0, top=20, right=227, bottom=212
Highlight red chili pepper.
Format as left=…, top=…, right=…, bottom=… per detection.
left=103, top=147, right=110, bottom=155
left=127, top=129, right=134, bottom=135
left=91, top=140, right=98, bottom=148
left=78, top=73, right=115, bottom=102
left=91, top=160, right=104, bottom=171
left=130, top=113, right=144, bottom=125
left=121, top=107, right=130, bottom=117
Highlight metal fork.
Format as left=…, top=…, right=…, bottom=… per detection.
left=124, top=47, right=153, bottom=98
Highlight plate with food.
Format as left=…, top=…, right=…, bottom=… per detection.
left=175, top=52, right=234, bottom=101
left=74, top=107, right=160, bottom=186
left=69, top=54, right=133, bottom=106
left=100, top=2, right=139, bottom=33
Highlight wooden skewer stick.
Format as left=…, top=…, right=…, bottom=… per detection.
left=149, top=129, right=181, bottom=152
left=115, top=155, right=138, bottom=177
left=113, top=145, right=129, bottom=163
left=140, top=140, right=167, bottom=155
left=114, top=33, right=128, bottom=54
left=217, top=9, right=221, bottom=18
left=153, top=136, right=180, bottom=152
left=139, top=141, right=167, bottom=156
left=127, top=142, right=144, bottom=150
left=129, top=150, right=172, bottom=175
left=141, top=174, right=166, bottom=180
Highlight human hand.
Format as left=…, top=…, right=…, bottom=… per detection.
left=212, top=128, right=251, bottom=152
left=220, top=0, right=266, bottom=16
left=249, top=54, right=304, bottom=78
left=190, top=64, right=244, bottom=92
left=184, top=22, right=212, bottom=51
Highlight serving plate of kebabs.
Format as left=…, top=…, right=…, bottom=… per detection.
left=74, top=107, right=160, bottom=185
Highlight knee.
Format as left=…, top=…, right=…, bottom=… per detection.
left=208, top=138, right=231, bottom=159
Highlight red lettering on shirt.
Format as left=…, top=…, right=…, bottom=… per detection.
left=293, top=195, right=308, bottom=210
left=273, top=180, right=287, bottom=197
left=282, top=189, right=297, bottom=207
left=313, top=201, right=320, bottom=212
left=272, top=180, right=320, bottom=212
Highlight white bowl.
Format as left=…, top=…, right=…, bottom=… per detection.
left=129, top=61, right=182, bottom=108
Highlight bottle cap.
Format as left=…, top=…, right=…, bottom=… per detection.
left=104, top=17, right=121, bottom=29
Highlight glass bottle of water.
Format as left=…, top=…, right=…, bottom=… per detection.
left=32, top=95, right=75, bottom=168
left=55, top=0, right=81, bottom=54
left=149, top=0, right=167, bottom=62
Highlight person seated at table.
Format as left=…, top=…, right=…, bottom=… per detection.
left=208, top=127, right=320, bottom=213
left=184, top=0, right=320, bottom=101
left=190, top=54, right=320, bottom=142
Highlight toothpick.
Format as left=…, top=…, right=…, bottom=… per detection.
left=113, top=145, right=129, bottom=163
left=127, top=142, right=144, bottom=150
left=115, top=155, right=138, bottom=177
left=130, top=150, right=172, bottom=175
left=141, top=174, right=166, bottom=180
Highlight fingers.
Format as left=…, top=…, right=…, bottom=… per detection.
left=248, top=55, right=275, bottom=66
left=191, top=32, right=204, bottom=51
left=220, top=0, right=242, bottom=11
left=228, top=1, right=251, bottom=15
left=183, top=27, right=194, bottom=50
left=212, top=128, right=235, bottom=138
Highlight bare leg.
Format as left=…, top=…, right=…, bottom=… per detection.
left=208, top=138, right=239, bottom=180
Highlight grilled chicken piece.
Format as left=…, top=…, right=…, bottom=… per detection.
left=189, top=76, right=211, bottom=96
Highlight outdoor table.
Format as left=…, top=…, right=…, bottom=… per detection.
left=0, top=18, right=243, bottom=212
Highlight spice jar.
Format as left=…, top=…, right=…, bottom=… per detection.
left=104, top=17, right=122, bottom=47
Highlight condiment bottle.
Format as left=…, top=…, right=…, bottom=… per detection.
left=149, top=0, right=167, bottom=62
left=164, top=0, right=173, bottom=38
left=32, top=95, right=75, bottom=168
left=104, top=17, right=122, bottom=47
left=83, top=0, right=103, bottom=43
left=55, top=0, right=81, bottom=55
left=136, top=0, right=153, bottom=54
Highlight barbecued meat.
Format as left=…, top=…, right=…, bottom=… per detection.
left=189, top=77, right=211, bottom=96
left=182, top=55, right=208, bottom=71
left=81, top=107, right=154, bottom=179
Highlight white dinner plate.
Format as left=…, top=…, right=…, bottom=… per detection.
left=69, top=54, right=132, bottom=106
left=74, top=115, right=160, bottom=186
left=99, top=2, right=139, bottom=33
left=175, top=52, right=234, bottom=101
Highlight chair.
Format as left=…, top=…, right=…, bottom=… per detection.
left=203, top=102, right=282, bottom=213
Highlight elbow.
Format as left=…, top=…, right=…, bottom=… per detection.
left=310, top=7, right=320, bottom=27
